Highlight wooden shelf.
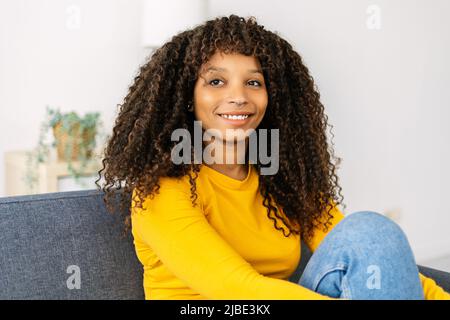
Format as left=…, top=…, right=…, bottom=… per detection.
left=4, top=150, right=103, bottom=196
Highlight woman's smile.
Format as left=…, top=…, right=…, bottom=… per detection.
left=216, top=111, right=255, bottom=127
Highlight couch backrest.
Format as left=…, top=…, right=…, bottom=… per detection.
left=0, top=189, right=144, bottom=299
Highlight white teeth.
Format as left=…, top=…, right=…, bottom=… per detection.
left=220, top=114, right=250, bottom=120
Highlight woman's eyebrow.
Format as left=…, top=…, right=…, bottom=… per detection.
left=205, top=66, right=263, bottom=74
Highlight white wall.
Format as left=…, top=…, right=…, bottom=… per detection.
left=0, top=0, right=149, bottom=193
left=1, top=0, right=449, bottom=263
left=208, top=0, right=450, bottom=263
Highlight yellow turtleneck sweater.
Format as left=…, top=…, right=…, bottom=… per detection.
left=130, top=164, right=450, bottom=300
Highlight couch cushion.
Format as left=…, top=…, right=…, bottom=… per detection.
left=0, top=189, right=144, bottom=299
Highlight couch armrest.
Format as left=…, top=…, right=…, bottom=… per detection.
left=418, top=265, right=450, bottom=293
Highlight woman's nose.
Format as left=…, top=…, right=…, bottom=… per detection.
left=226, top=84, right=248, bottom=106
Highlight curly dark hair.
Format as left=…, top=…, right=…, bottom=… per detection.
left=95, top=14, right=346, bottom=243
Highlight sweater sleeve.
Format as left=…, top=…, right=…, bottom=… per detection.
left=302, top=201, right=450, bottom=300
left=419, top=273, right=450, bottom=300
left=130, top=179, right=336, bottom=300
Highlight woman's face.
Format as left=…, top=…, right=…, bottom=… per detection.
left=193, top=51, right=268, bottom=142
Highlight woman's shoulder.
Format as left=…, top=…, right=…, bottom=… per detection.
left=157, top=174, right=193, bottom=193
left=132, top=172, right=197, bottom=200
left=131, top=174, right=196, bottom=212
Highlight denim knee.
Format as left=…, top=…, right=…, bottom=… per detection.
left=300, top=210, right=423, bottom=299
left=345, top=210, right=398, bottom=227
left=336, top=210, right=409, bottom=246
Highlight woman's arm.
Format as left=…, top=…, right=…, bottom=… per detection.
left=130, top=178, right=336, bottom=300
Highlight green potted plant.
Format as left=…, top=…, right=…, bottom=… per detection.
left=23, top=105, right=105, bottom=193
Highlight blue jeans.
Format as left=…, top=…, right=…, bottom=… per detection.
left=298, top=211, right=424, bottom=299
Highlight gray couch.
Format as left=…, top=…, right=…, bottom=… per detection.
left=0, top=189, right=449, bottom=299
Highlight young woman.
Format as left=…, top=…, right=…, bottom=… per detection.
left=97, top=15, right=449, bottom=300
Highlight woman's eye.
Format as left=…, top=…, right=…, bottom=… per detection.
left=248, top=80, right=262, bottom=87
left=209, top=79, right=224, bottom=86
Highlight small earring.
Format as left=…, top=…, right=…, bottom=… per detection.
left=187, top=103, right=194, bottom=112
